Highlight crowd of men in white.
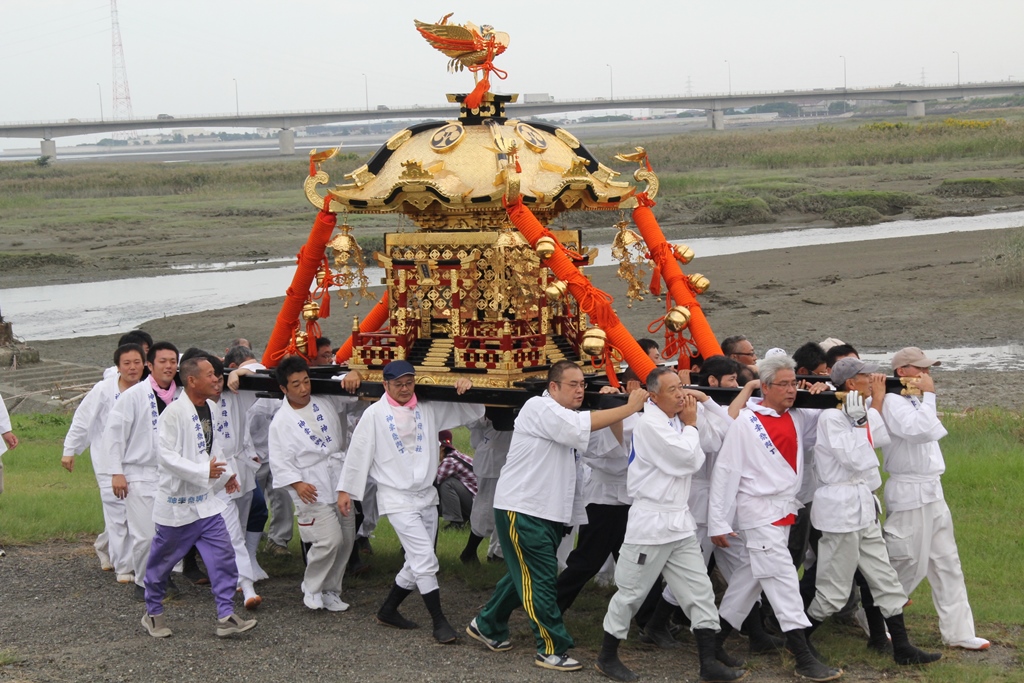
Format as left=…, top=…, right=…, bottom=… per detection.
left=36, top=328, right=989, bottom=682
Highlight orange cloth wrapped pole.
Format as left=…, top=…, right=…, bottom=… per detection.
left=505, top=198, right=657, bottom=383
left=632, top=201, right=723, bottom=359
left=334, top=291, right=390, bottom=365
left=261, top=207, right=337, bottom=367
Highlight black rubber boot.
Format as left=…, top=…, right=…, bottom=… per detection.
left=744, top=604, right=785, bottom=654
left=715, top=619, right=747, bottom=668
left=694, top=628, right=747, bottom=682
left=805, top=617, right=825, bottom=663
left=638, top=597, right=680, bottom=649
left=595, top=631, right=638, bottom=682
left=421, top=589, right=459, bottom=644
left=182, top=546, right=209, bottom=585
left=377, top=583, right=418, bottom=630
left=460, top=532, right=484, bottom=565
left=863, top=604, right=893, bottom=655
left=885, top=613, right=941, bottom=665
left=785, top=629, right=842, bottom=682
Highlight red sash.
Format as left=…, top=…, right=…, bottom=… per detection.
left=755, top=411, right=798, bottom=526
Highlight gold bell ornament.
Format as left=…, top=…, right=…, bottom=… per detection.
left=688, top=273, right=710, bottom=294
left=581, top=327, right=607, bottom=357
left=295, top=331, right=309, bottom=355
left=665, top=305, right=692, bottom=332
left=535, top=236, right=556, bottom=260
left=544, top=279, right=568, bottom=301
left=673, top=244, right=695, bottom=264
left=301, top=301, right=321, bottom=321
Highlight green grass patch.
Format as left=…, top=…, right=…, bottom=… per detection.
left=694, top=196, right=774, bottom=225
left=824, top=205, right=884, bottom=226
left=935, top=178, right=1024, bottom=198
left=985, top=228, right=1024, bottom=289
left=788, top=190, right=924, bottom=215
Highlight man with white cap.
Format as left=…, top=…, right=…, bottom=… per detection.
left=806, top=357, right=940, bottom=666
left=881, top=347, right=990, bottom=651
left=337, top=360, right=483, bottom=644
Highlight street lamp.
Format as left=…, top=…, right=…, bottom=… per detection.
left=96, top=83, right=103, bottom=121
left=605, top=64, right=613, bottom=100
left=232, top=78, right=239, bottom=116
left=725, top=60, right=731, bottom=95
left=362, top=73, right=369, bottom=110
left=839, top=55, right=847, bottom=114
left=953, top=51, right=960, bottom=86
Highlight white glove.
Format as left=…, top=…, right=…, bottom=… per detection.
left=843, top=391, right=868, bottom=427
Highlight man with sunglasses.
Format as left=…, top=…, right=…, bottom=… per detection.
left=467, top=360, right=646, bottom=672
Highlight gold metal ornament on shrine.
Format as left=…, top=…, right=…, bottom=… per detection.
left=610, top=219, right=647, bottom=306
left=665, top=305, right=692, bottom=332
left=673, top=244, right=695, bottom=264
left=688, top=273, right=710, bottom=294
left=315, top=267, right=329, bottom=287
left=295, top=330, right=309, bottom=355
left=328, top=222, right=374, bottom=308
left=581, top=327, right=607, bottom=357
left=535, top=236, right=556, bottom=260
left=302, top=301, right=321, bottom=321
left=544, top=279, right=568, bottom=301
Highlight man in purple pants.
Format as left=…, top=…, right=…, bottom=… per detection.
left=141, top=355, right=257, bottom=638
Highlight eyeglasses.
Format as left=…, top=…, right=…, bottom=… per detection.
left=556, top=381, right=588, bottom=390
left=767, top=381, right=800, bottom=389
left=387, top=379, right=416, bottom=389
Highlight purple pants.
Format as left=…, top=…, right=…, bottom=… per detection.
left=145, top=514, right=238, bottom=618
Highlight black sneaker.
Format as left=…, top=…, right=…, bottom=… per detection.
left=466, top=618, right=512, bottom=652
left=535, top=653, right=582, bottom=671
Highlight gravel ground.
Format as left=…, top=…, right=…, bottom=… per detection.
left=0, top=542, right=1015, bottom=683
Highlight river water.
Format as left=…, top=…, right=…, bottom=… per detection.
left=3, top=210, right=1024, bottom=349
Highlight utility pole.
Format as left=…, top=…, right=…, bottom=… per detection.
left=110, top=0, right=136, bottom=139
left=724, top=60, right=731, bottom=95
left=233, top=78, right=239, bottom=116
left=839, top=55, right=847, bottom=114
left=97, top=83, right=104, bottom=121
left=953, top=51, right=960, bottom=86
left=362, top=73, right=369, bottom=110
left=606, top=64, right=614, bottom=100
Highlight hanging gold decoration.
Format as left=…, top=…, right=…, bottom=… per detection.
left=610, top=219, right=648, bottom=306
left=302, top=300, right=321, bottom=321
left=665, top=305, right=692, bottom=332
left=295, top=330, right=309, bottom=355
left=688, top=273, right=710, bottom=294
left=581, top=327, right=607, bottom=357
left=673, top=244, right=695, bottom=264
left=535, top=236, right=556, bottom=260
left=328, top=221, right=375, bottom=308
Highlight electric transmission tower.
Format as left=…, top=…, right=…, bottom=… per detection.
left=110, top=0, right=137, bottom=139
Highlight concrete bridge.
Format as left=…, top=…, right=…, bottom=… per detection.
left=3, top=81, right=1022, bottom=159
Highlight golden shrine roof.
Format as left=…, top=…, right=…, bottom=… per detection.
left=310, top=94, right=637, bottom=227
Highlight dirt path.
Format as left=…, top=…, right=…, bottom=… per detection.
left=0, top=542, right=1013, bottom=683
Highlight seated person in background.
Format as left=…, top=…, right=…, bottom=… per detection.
left=435, top=429, right=477, bottom=530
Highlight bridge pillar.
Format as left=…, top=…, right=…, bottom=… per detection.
left=706, top=109, right=725, bottom=130
left=907, top=101, right=926, bottom=118
left=278, top=128, right=295, bottom=155
left=40, top=139, right=57, bottom=159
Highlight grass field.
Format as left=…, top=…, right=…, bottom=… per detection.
left=1, top=408, right=1021, bottom=681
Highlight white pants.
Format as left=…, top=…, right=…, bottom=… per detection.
left=96, top=476, right=133, bottom=575
left=124, top=479, right=157, bottom=588
left=216, top=490, right=256, bottom=583
left=470, top=476, right=499, bottom=537
left=718, top=524, right=811, bottom=632
left=884, top=500, right=978, bottom=644
left=808, top=520, right=907, bottom=621
left=295, top=501, right=353, bottom=594
left=389, top=507, right=440, bottom=594
left=664, top=527, right=745, bottom=607
left=605, top=535, right=720, bottom=639
left=233, top=489, right=254, bottom=535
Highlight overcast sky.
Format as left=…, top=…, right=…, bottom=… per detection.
left=2, top=0, right=1022, bottom=127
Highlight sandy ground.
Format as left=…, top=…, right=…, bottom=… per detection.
left=25, top=226, right=1024, bottom=411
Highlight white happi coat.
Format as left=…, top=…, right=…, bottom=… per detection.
left=339, top=395, right=484, bottom=515
left=214, top=390, right=260, bottom=497
left=880, top=392, right=948, bottom=513
left=0, top=396, right=11, bottom=457
left=154, top=395, right=233, bottom=527
left=62, top=375, right=124, bottom=473
left=812, top=405, right=889, bottom=533
left=688, top=400, right=733, bottom=527
left=625, top=401, right=705, bottom=545
left=269, top=395, right=359, bottom=507
left=467, top=415, right=512, bottom=479
left=582, top=414, right=636, bottom=507
left=708, top=398, right=818, bottom=537
left=101, top=380, right=180, bottom=482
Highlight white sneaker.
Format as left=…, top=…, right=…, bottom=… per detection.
left=301, top=582, right=323, bottom=610
left=116, top=573, right=135, bottom=584
left=949, top=637, right=990, bottom=650
left=96, top=547, right=113, bottom=571
left=322, top=591, right=349, bottom=612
